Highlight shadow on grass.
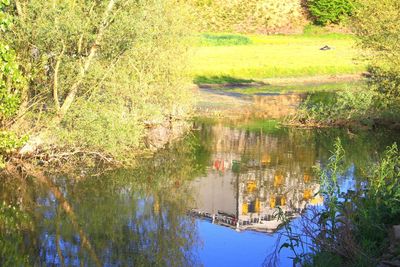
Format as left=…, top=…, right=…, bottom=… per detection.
left=194, top=75, right=255, bottom=85
left=200, top=34, right=252, bottom=46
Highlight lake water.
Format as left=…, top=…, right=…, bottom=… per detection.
left=1, top=118, right=399, bottom=267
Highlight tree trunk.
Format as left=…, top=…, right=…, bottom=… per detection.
left=14, top=0, right=24, bottom=18
left=56, top=0, right=116, bottom=121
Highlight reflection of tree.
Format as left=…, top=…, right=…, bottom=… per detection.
left=0, top=134, right=206, bottom=266
left=2, top=121, right=398, bottom=265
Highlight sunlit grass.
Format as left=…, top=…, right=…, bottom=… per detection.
left=190, top=33, right=365, bottom=82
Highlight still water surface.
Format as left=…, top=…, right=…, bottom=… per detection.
left=1, top=119, right=399, bottom=266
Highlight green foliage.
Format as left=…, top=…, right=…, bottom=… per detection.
left=355, top=144, right=400, bottom=250
left=0, top=0, right=24, bottom=125
left=308, top=0, right=354, bottom=25
left=297, top=0, right=400, bottom=126
left=60, top=98, right=144, bottom=160
left=4, top=0, right=194, bottom=158
left=0, top=44, right=23, bottom=123
left=0, top=1, right=27, bottom=168
left=294, top=88, right=375, bottom=124
left=0, top=0, right=12, bottom=31
left=367, top=67, right=400, bottom=99
left=0, top=131, right=28, bottom=168
left=279, top=140, right=400, bottom=265
left=353, top=0, right=400, bottom=104
left=188, top=0, right=305, bottom=33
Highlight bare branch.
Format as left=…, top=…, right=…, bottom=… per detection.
left=57, top=0, right=117, bottom=121
left=53, top=43, right=65, bottom=111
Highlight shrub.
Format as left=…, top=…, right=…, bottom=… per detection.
left=307, top=0, right=355, bottom=25
left=292, top=87, right=375, bottom=125
left=0, top=131, right=28, bottom=168
left=352, top=0, right=400, bottom=104
left=351, top=0, right=400, bottom=122
left=188, top=0, right=306, bottom=33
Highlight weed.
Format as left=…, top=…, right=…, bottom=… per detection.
left=277, top=139, right=400, bottom=266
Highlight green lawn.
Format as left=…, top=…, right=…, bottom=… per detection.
left=190, top=33, right=365, bottom=83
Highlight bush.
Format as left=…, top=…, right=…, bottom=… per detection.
left=292, top=88, right=375, bottom=125
left=353, top=0, right=400, bottom=101
left=307, top=0, right=354, bottom=25
left=0, top=131, right=27, bottom=166
left=350, top=0, right=400, bottom=122
left=188, top=0, right=306, bottom=33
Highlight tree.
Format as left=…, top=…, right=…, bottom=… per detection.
left=307, top=0, right=354, bottom=26
left=4, top=0, right=193, bottom=159
left=352, top=0, right=400, bottom=98
left=0, top=0, right=28, bottom=168
left=0, top=0, right=25, bottom=126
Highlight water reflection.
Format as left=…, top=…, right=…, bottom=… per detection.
left=1, top=119, right=399, bottom=266
left=190, top=122, right=322, bottom=232
left=251, top=93, right=306, bottom=119
left=0, top=138, right=204, bottom=266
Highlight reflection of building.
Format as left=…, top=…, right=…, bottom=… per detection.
left=189, top=124, right=322, bottom=233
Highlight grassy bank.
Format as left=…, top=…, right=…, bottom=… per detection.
left=190, top=33, right=365, bottom=84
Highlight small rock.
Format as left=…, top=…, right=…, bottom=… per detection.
left=320, top=45, right=334, bottom=51
left=19, top=135, right=44, bottom=155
